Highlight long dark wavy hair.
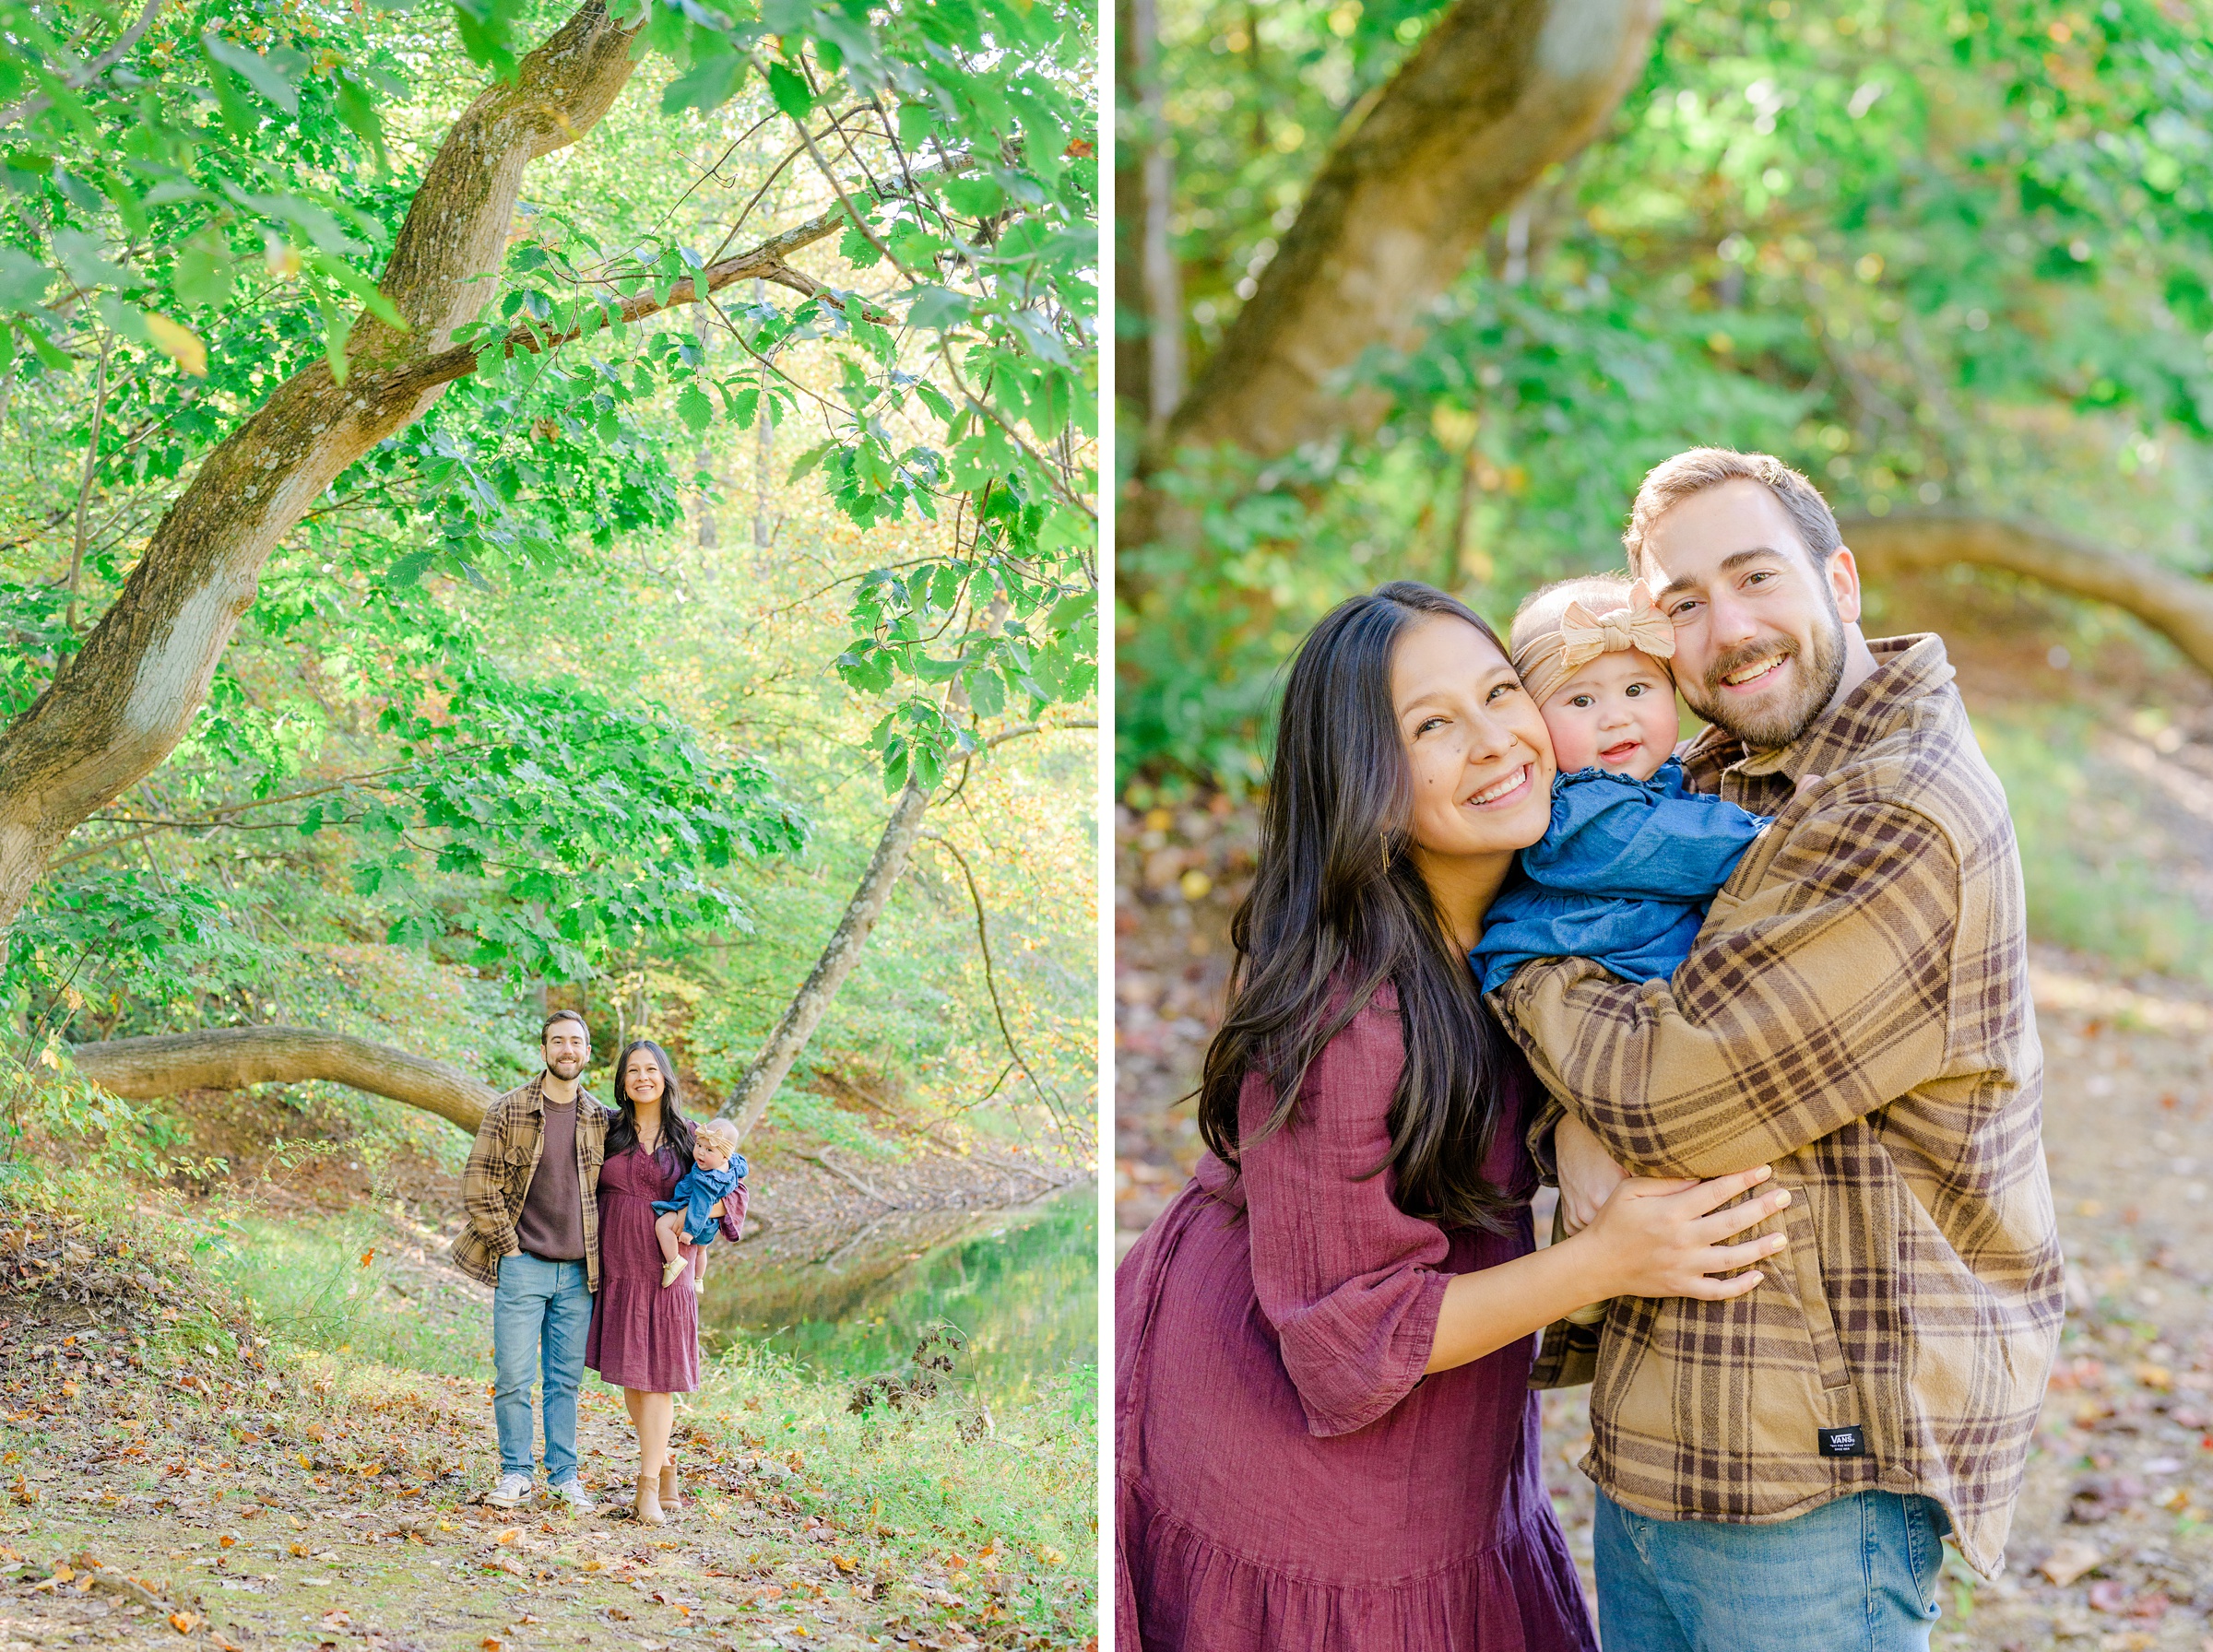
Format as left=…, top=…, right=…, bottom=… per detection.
left=604, top=1039, right=696, bottom=1173
left=1196, top=581, right=1526, bottom=1233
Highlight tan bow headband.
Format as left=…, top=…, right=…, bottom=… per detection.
left=1513, top=581, right=1676, bottom=704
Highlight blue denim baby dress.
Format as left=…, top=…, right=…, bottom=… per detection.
left=1471, top=759, right=1769, bottom=994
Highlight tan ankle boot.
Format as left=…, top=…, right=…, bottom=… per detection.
left=633, top=1472, right=664, bottom=1526
left=658, top=1461, right=680, bottom=1510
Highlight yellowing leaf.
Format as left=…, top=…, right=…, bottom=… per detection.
left=143, top=314, right=207, bottom=378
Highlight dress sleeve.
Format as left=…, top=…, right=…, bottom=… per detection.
left=1238, top=996, right=1453, bottom=1438
left=716, top=1174, right=748, bottom=1241
left=1522, top=773, right=1769, bottom=900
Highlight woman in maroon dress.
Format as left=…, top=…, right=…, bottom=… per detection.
left=587, top=1040, right=745, bottom=1524
left=1116, top=584, right=1793, bottom=1650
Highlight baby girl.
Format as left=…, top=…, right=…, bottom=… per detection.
left=1471, top=575, right=1773, bottom=1325
left=651, top=1117, right=747, bottom=1291
left=1470, top=573, right=1772, bottom=997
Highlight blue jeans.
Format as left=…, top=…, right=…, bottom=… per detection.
left=491, top=1253, right=591, bottom=1481
left=1595, top=1489, right=1947, bottom=1651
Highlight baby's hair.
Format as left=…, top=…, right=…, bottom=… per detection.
left=693, top=1118, right=740, bottom=1152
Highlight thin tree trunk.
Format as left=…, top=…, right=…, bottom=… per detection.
left=1842, top=514, right=2213, bottom=678
left=720, top=771, right=933, bottom=1143
left=64, top=333, right=112, bottom=633
left=751, top=280, right=775, bottom=552
left=694, top=307, right=719, bottom=552
left=1131, top=0, right=1184, bottom=430
left=70, top=1026, right=496, bottom=1131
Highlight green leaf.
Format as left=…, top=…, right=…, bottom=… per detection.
left=906, top=286, right=971, bottom=331
left=0, top=248, right=51, bottom=311
left=942, top=177, right=1005, bottom=218
left=839, top=222, right=885, bottom=269
left=387, top=549, right=437, bottom=586
left=663, top=52, right=747, bottom=113
left=321, top=301, right=356, bottom=385
left=895, top=100, right=939, bottom=151
left=965, top=667, right=1006, bottom=717
left=172, top=238, right=234, bottom=312
left=1044, top=589, right=1095, bottom=634
left=201, top=35, right=304, bottom=114
left=334, top=72, right=391, bottom=173
left=675, top=384, right=714, bottom=432
left=766, top=61, right=813, bottom=121
left=50, top=229, right=135, bottom=293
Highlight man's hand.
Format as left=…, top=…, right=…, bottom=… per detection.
left=1556, top=1114, right=1629, bottom=1234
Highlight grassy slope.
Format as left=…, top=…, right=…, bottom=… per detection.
left=0, top=1168, right=1096, bottom=1652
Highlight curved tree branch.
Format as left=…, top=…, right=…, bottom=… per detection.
left=68, top=1027, right=497, bottom=1132
left=1842, top=514, right=2213, bottom=679
left=1157, top=0, right=1663, bottom=464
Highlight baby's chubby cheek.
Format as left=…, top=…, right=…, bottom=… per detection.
left=1540, top=715, right=1596, bottom=773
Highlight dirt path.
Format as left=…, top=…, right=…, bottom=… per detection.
left=1114, top=817, right=2213, bottom=1648
left=0, top=1222, right=1084, bottom=1652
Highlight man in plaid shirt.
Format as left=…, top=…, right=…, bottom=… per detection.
left=452, top=1009, right=615, bottom=1513
left=1495, top=449, right=2063, bottom=1649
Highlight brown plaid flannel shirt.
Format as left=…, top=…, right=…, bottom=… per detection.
left=1494, top=634, right=2063, bottom=1577
left=451, top=1075, right=614, bottom=1293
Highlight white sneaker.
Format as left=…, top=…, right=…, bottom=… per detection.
left=549, top=1477, right=595, bottom=1514
left=484, top=1472, right=534, bottom=1509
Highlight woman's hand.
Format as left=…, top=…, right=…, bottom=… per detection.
left=1572, top=1165, right=1790, bottom=1303
left=1554, top=1114, right=1627, bottom=1234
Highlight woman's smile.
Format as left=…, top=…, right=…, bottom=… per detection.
left=1462, top=762, right=1535, bottom=809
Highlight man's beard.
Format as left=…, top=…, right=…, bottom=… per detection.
left=546, top=1055, right=585, bottom=1080
left=1682, top=598, right=1847, bottom=750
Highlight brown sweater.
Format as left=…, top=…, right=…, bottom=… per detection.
left=514, top=1093, right=586, bottom=1261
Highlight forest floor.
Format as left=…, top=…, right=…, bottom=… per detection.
left=0, top=1123, right=1095, bottom=1652
left=1114, top=611, right=2213, bottom=1650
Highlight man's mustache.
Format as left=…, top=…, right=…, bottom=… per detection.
left=1703, top=634, right=1801, bottom=694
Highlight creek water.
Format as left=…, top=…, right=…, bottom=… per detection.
left=697, top=1182, right=1096, bottom=1407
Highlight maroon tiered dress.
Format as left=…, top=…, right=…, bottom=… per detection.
left=586, top=1143, right=746, bottom=1393
left=1115, top=986, right=1597, bottom=1651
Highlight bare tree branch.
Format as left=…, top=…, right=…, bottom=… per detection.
left=68, top=1026, right=496, bottom=1131
left=1843, top=514, right=2213, bottom=678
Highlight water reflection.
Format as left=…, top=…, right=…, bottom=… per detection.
left=700, top=1183, right=1096, bottom=1406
